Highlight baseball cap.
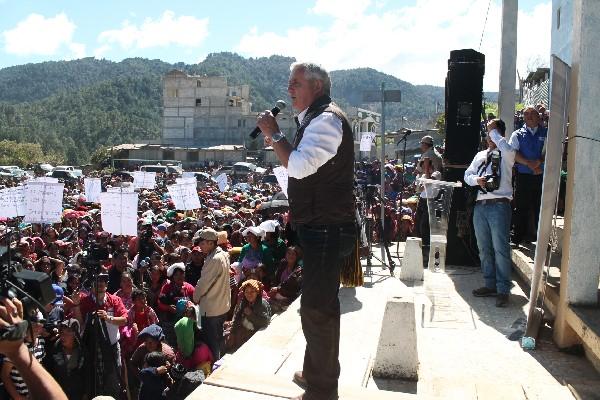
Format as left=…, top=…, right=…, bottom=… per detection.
left=196, top=228, right=218, bottom=241
left=420, top=135, right=434, bottom=145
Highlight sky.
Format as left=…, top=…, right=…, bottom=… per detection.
left=0, top=0, right=552, bottom=91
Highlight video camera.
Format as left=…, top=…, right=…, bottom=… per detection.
left=0, top=231, right=56, bottom=340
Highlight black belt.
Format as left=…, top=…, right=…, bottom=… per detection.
left=476, top=197, right=510, bottom=205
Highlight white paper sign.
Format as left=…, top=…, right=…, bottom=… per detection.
left=0, top=186, right=26, bottom=218
left=360, top=133, right=374, bottom=151
left=168, top=183, right=201, bottom=210
left=182, top=171, right=195, bottom=179
left=31, top=177, right=59, bottom=183
left=84, top=178, right=102, bottom=203
left=100, top=191, right=139, bottom=236
left=107, top=185, right=134, bottom=193
left=176, top=177, right=197, bottom=185
left=273, top=166, right=289, bottom=197
left=133, top=171, right=156, bottom=189
left=216, top=173, right=229, bottom=192
left=23, top=182, right=65, bottom=224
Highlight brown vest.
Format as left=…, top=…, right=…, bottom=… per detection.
left=288, top=95, right=355, bottom=225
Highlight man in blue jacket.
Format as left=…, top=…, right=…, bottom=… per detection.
left=509, top=106, right=547, bottom=244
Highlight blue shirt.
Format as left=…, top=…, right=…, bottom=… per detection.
left=509, top=124, right=547, bottom=174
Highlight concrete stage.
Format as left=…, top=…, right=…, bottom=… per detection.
left=190, top=242, right=600, bottom=399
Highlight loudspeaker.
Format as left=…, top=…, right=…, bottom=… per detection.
left=444, top=49, right=485, bottom=166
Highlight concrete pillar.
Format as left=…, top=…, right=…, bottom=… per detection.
left=554, top=0, right=600, bottom=347
left=400, top=237, right=424, bottom=281
left=373, top=295, right=419, bottom=380
left=498, top=0, right=518, bottom=123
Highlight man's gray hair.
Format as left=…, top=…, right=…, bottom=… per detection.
left=290, top=62, right=331, bottom=96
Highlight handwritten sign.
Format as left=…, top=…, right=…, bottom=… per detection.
left=23, top=181, right=64, bottom=224
left=31, top=177, right=59, bottom=183
left=133, top=171, right=156, bottom=189
left=168, top=183, right=201, bottom=210
left=84, top=178, right=102, bottom=203
left=0, top=186, right=26, bottom=218
left=100, top=191, right=139, bottom=236
left=216, top=173, right=229, bottom=192
left=273, top=166, right=289, bottom=197
left=360, top=133, right=374, bottom=152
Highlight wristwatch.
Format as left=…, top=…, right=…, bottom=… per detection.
left=271, top=131, right=285, bottom=143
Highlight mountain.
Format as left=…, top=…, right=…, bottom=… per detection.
left=0, top=53, right=491, bottom=165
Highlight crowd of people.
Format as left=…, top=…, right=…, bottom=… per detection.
left=0, top=168, right=305, bottom=399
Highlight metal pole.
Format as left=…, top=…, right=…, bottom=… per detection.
left=380, top=82, right=386, bottom=266
left=498, top=0, right=518, bottom=125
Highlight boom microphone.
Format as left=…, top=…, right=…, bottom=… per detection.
left=250, top=100, right=287, bottom=139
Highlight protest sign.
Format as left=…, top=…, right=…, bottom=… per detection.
left=168, top=183, right=201, bottom=210
left=272, top=166, right=289, bottom=197
left=84, top=178, right=102, bottom=203
left=0, top=186, right=26, bottom=218
left=360, top=132, right=374, bottom=151
left=216, top=173, right=229, bottom=192
left=133, top=171, right=156, bottom=189
left=23, top=181, right=64, bottom=224
left=182, top=171, right=195, bottom=179
left=176, top=177, right=197, bottom=185
left=100, top=190, right=139, bottom=236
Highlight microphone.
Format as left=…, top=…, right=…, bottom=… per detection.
left=250, top=100, right=286, bottom=139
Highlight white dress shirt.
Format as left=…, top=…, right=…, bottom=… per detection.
left=464, top=129, right=516, bottom=201
left=287, top=108, right=343, bottom=180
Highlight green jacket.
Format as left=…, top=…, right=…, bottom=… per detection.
left=238, top=243, right=275, bottom=275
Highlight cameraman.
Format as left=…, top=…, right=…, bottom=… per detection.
left=464, top=119, right=515, bottom=308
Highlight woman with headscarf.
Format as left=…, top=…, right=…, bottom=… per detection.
left=236, top=227, right=274, bottom=283
left=269, top=246, right=303, bottom=312
left=225, top=279, right=271, bottom=352
left=173, top=306, right=213, bottom=376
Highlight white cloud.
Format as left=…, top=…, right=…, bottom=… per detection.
left=97, top=10, right=209, bottom=50
left=2, top=13, right=82, bottom=57
left=236, top=0, right=551, bottom=92
left=67, top=42, right=86, bottom=60
left=94, top=44, right=111, bottom=59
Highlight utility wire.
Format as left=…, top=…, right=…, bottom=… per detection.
left=479, top=0, right=493, bottom=51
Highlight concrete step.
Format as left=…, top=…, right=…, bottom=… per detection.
left=193, top=364, right=417, bottom=400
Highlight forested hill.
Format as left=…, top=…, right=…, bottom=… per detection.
left=0, top=52, right=469, bottom=165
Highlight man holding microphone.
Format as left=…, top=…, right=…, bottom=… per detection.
left=256, top=62, right=356, bottom=400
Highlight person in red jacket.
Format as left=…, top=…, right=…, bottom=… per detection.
left=157, top=262, right=195, bottom=346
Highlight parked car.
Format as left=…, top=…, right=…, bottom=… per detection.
left=233, top=162, right=257, bottom=176
left=261, top=174, right=278, bottom=184
left=211, top=166, right=234, bottom=177
left=53, top=165, right=83, bottom=177
left=50, top=170, right=79, bottom=183
left=140, top=164, right=183, bottom=175
left=0, top=166, right=30, bottom=178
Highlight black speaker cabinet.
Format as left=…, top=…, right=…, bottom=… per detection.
left=444, top=49, right=485, bottom=166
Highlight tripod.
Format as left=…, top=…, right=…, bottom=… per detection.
left=358, top=194, right=396, bottom=276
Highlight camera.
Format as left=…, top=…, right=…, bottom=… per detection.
left=480, top=150, right=501, bottom=193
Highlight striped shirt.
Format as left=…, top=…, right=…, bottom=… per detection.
left=2, top=338, right=46, bottom=396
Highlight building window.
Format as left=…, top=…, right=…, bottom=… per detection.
left=196, top=98, right=202, bottom=107
left=187, top=151, right=199, bottom=162
left=167, top=89, right=178, bottom=98
left=197, top=80, right=202, bottom=87
left=229, top=99, right=235, bottom=107
left=163, top=150, right=175, bottom=160
left=238, top=119, right=242, bottom=127
left=557, top=7, right=561, bottom=29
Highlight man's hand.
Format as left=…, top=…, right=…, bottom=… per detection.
left=486, top=120, right=498, bottom=133
left=0, top=298, right=25, bottom=356
left=527, top=159, right=542, bottom=170
left=256, top=110, right=280, bottom=138
left=476, top=177, right=486, bottom=189
left=96, top=309, right=109, bottom=320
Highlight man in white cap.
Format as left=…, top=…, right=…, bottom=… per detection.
left=415, top=135, right=443, bottom=247
left=193, top=228, right=231, bottom=360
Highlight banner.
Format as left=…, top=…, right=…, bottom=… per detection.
left=168, top=183, right=201, bottom=210
left=182, top=171, right=195, bottom=179
left=215, top=173, right=229, bottom=192
left=23, top=181, right=65, bottom=224
left=84, top=178, right=102, bottom=203
left=100, top=191, right=139, bottom=236
left=176, top=177, right=197, bottom=185
left=0, top=186, right=26, bottom=218
left=272, top=166, right=289, bottom=197
left=133, top=171, right=156, bottom=189
left=360, top=132, right=374, bottom=152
